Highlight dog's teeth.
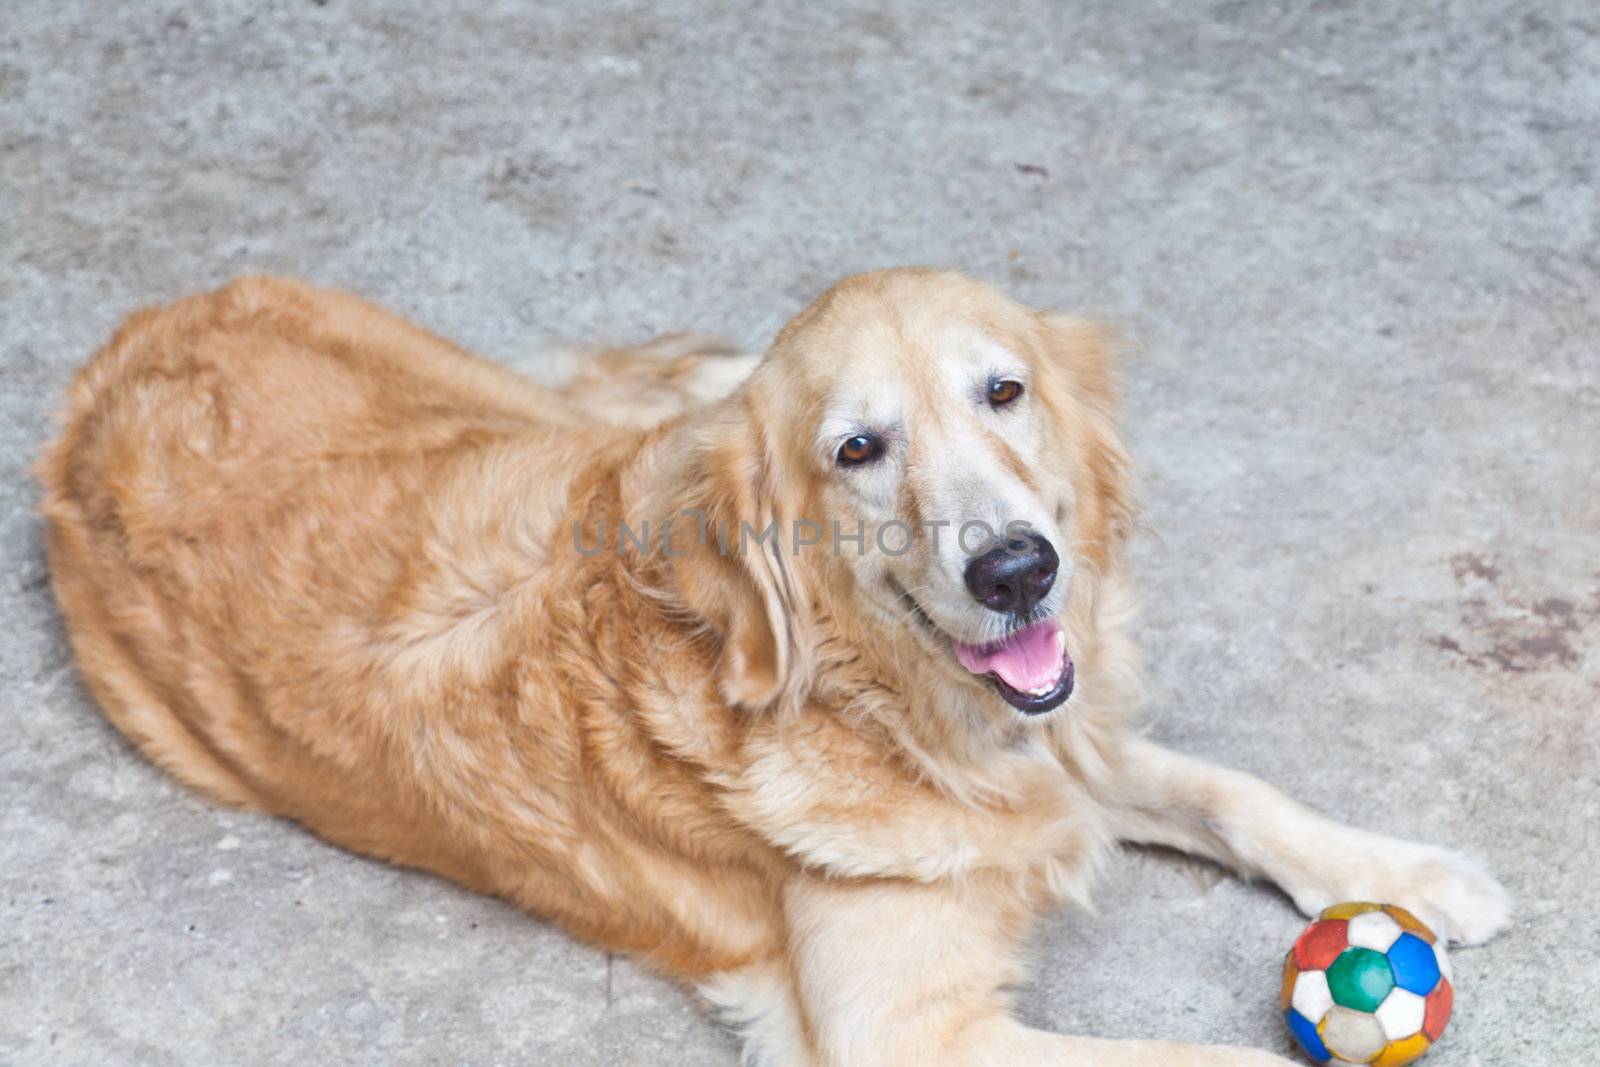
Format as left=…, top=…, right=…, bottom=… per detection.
left=1055, top=629, right=1066, bottom=652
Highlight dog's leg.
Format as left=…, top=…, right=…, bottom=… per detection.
left=1107, top=736, right=1512, bottom=945
left=779, top=874, right=1295, bottom=1067
left=699, top=957, right=816, bottom=1067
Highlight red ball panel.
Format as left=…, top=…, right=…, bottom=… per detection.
left=1293, top=919, right=1350, bottom=971
left=1423, top=977, right=1454, bottom=1041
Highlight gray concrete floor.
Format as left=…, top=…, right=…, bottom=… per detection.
left=3, top=2, right=1597, bottom=1064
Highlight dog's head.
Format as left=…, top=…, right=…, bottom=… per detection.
left=655, top=269, right=1133, bottom=722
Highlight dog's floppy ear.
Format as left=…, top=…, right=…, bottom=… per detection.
left=1033, top=312, right=1137, bottom=569
left=651, top=395, right=812, bottom=712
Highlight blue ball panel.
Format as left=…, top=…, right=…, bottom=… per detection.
left=1285, top=1008, right=1331, bottom=1062
left=1387, top=932, right=1442, bottom=995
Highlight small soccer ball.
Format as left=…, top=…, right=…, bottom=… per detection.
left=1281, top=902, right=1453, bottom=1065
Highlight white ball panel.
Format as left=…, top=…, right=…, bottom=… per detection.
left=1321, top=1006, right=1388, bottom=1062
left=1376, top=987, right=1427, bottom=1039
left=1291, top=969, right=1334, bottom=1024
left=1347, top=910, right=1402, bottom=952
left=1433, top=939, right=1454, bottom=984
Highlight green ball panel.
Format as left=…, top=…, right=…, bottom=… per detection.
left=1326, top=947, right=1395, bottom=1013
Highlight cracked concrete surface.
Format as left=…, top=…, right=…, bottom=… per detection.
left=2, top=1, right=1597, bottom=1064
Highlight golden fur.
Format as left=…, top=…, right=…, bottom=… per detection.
left=40, top=271, right=1509, bottom=1065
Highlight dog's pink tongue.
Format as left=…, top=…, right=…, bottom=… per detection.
left=953, top=619, right=1067, bottom=693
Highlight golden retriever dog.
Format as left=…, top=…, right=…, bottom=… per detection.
left=39, top=271, right=1510, bottom=1066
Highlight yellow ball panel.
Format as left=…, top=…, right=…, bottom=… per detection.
left=1320, top=901, right=1385, bottom=921
left=1370, top=1033, right=1432, bottom=1067
left=1382, top=904, right=1438, bottom=945
left=1281, top=954, right=1299, bottom=1011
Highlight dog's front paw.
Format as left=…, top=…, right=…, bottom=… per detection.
left=1389, top=844, right=1513, bottom=946
left=1295, top=839, right=1513, bottom=947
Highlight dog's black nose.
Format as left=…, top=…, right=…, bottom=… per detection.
left=963, top=532, right=1058, bottom=614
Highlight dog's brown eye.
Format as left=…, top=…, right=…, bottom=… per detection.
left=836, top=434, right=884, bottom=467
left=988, top=379, right=1024, bottom=407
